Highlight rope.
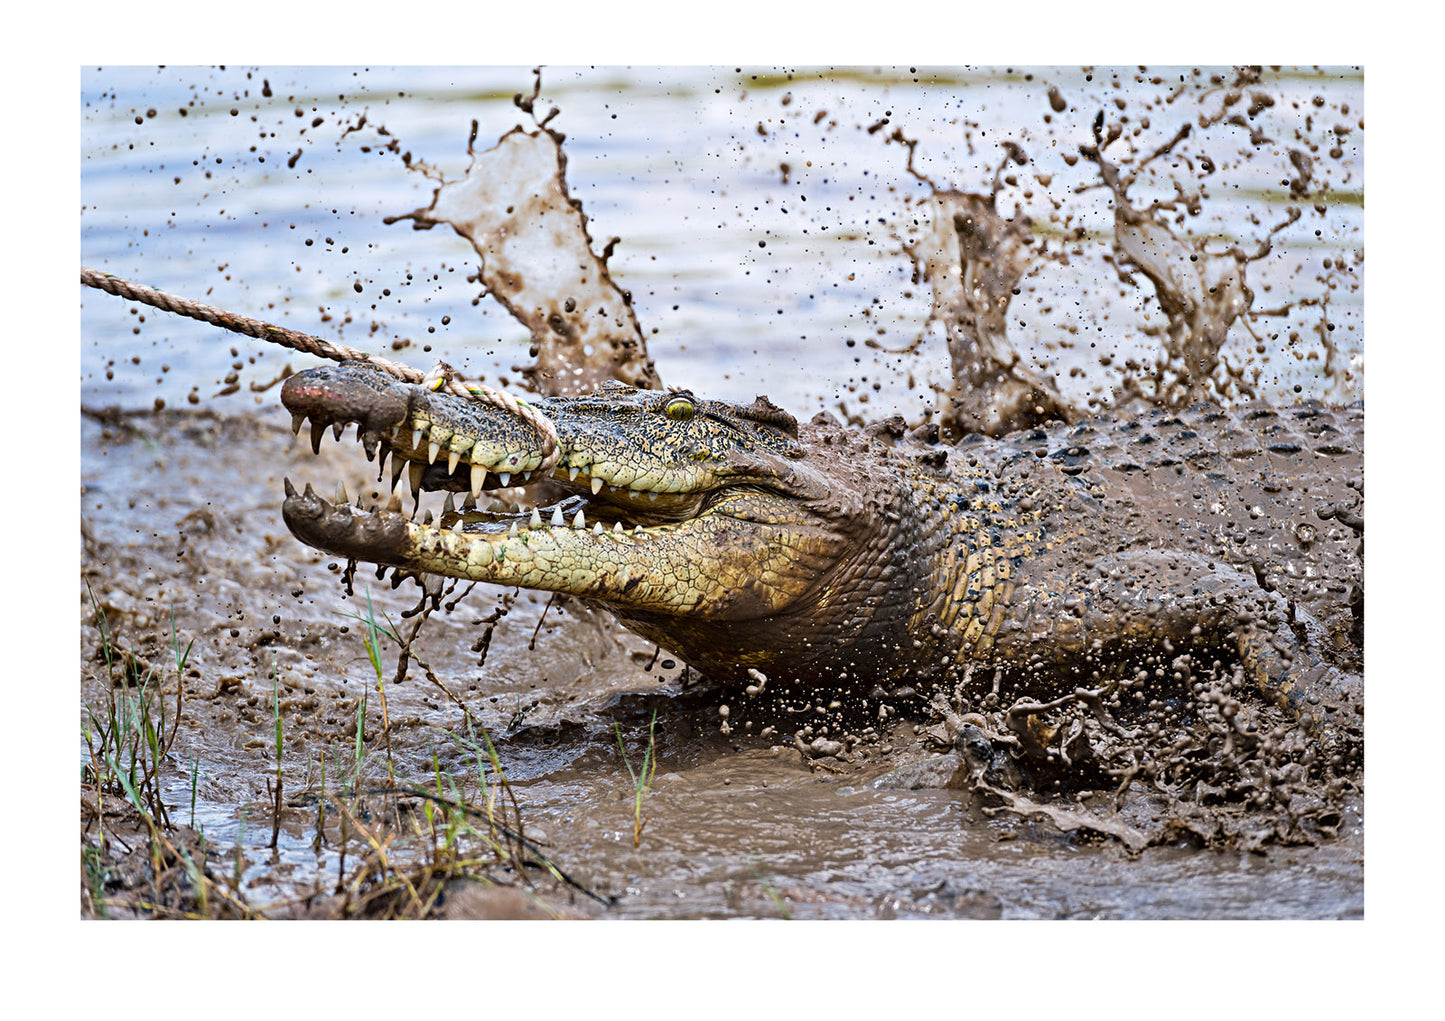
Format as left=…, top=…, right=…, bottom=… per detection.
left=80, top=266, right=559, bottom=473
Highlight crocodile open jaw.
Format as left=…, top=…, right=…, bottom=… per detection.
left=279, top=363, right=828, bottom=616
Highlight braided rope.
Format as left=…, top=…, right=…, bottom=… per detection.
left=81, top=267, right=559, bottom=473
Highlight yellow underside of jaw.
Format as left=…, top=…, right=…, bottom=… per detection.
left=400, top=512, right=706, bottom=611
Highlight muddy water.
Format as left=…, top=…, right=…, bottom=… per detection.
left=81, top=67, right=1363, bottom=919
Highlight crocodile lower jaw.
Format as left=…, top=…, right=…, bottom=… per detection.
left=281, top=478, right=768, bottom=614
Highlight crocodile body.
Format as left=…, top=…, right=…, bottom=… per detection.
left=280, top=364, right=1363, bottom=749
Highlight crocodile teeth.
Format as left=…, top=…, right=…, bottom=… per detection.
left=523, top=471, right=533, bottom=481
left=568, top=466, right=580, bottom=482
left=592, top=522, right=604, bottom=536
left=332, top=421, right=345, bottom=440
left=613, top=521, right=624, bottom=534
left=572, top=509, right=585, bottom=529
left=291, top=413, right=305, bottom=435
left=442, top=493, right=456, bottom=516
left=448, top=450, right=461, bottom=474
left=412, top=428, right=424, bottom=448
left=387, top=478, right=405, bottom=512
left=336, top=482, right=349, bottom=505
left=551, top=506, right=566, bottom=527
left=309, top=419, right=325, bottom=455
left=499, top=472, right=512, bottom=486
left=427, top=441, right=441, bottom=465
left=647, top=491, right=658, bottom=501
left=470, top=464, right=487, bottom=498
left=508, top=522, right=519, bottom=537
left=452, top=519, right=464, bottom=534
left=591, top=477, right=604, bottom=496
left=530, top=508, right=543, bottom=528
left=462, top=492, right=477, bottom=510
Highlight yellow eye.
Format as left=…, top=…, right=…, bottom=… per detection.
left=665, top=397, right=695, bottom=421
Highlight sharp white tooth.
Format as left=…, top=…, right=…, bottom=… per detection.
left=387, top=479, right=405, bottom=512
left=523, top=470, right=533, bottom=481
left=613, top=521, right=623, bottom=534
left=409, top=462, right=425, bottom=497
left=551, top=507, right=565, bottom=527
left=591, top=477, right=604, bottom=495
left=452, top=519, right=464, bottom=534
left=572, top=510, right=585, bottom=529
left=592, top=522, right=603, bottom=536
left=530, top=508, right=543, bottom=528
left=499, top=472, right=511, bottom=486
left=470, top=464, right=487, bottom=497
left=568, top=466, right=580, bottom=482
left=428, top=441, right=441, bottom=464
left=412, top=428, right=424, bottom=448
left=336, top=482, right=349, bottom=505
left=448, top=450, right=461, bottom=474
left=509, top=521, right=519, bottom=537
left=647, top=491, right=658, bottom=501
left=290, top=413, right=305, bottom=435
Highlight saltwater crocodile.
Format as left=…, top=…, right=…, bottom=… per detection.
left=279, top=363, right=1363, bottom=755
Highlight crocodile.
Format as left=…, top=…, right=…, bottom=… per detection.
left=279, top=363, right=1363, bottom=755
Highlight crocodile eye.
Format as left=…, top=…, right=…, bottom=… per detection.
left=664, top=397, right=696, bottom=422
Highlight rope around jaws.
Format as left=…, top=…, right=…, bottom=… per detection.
left=81, top=267, right=560, bottom=474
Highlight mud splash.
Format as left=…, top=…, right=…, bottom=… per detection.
left=81, top=66, right=1363, bottom=919
left=377, top=76, right=659, bottom=398
left=876, top=67, right=1360, bottom=436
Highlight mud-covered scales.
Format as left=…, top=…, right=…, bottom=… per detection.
left=280, top=362, right=1363, bottom=760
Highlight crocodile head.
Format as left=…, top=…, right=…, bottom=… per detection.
left=280, top=363, right=900, bottom=684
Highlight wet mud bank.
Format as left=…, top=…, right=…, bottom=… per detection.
left=80, top=407, right=1362, bottom=919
